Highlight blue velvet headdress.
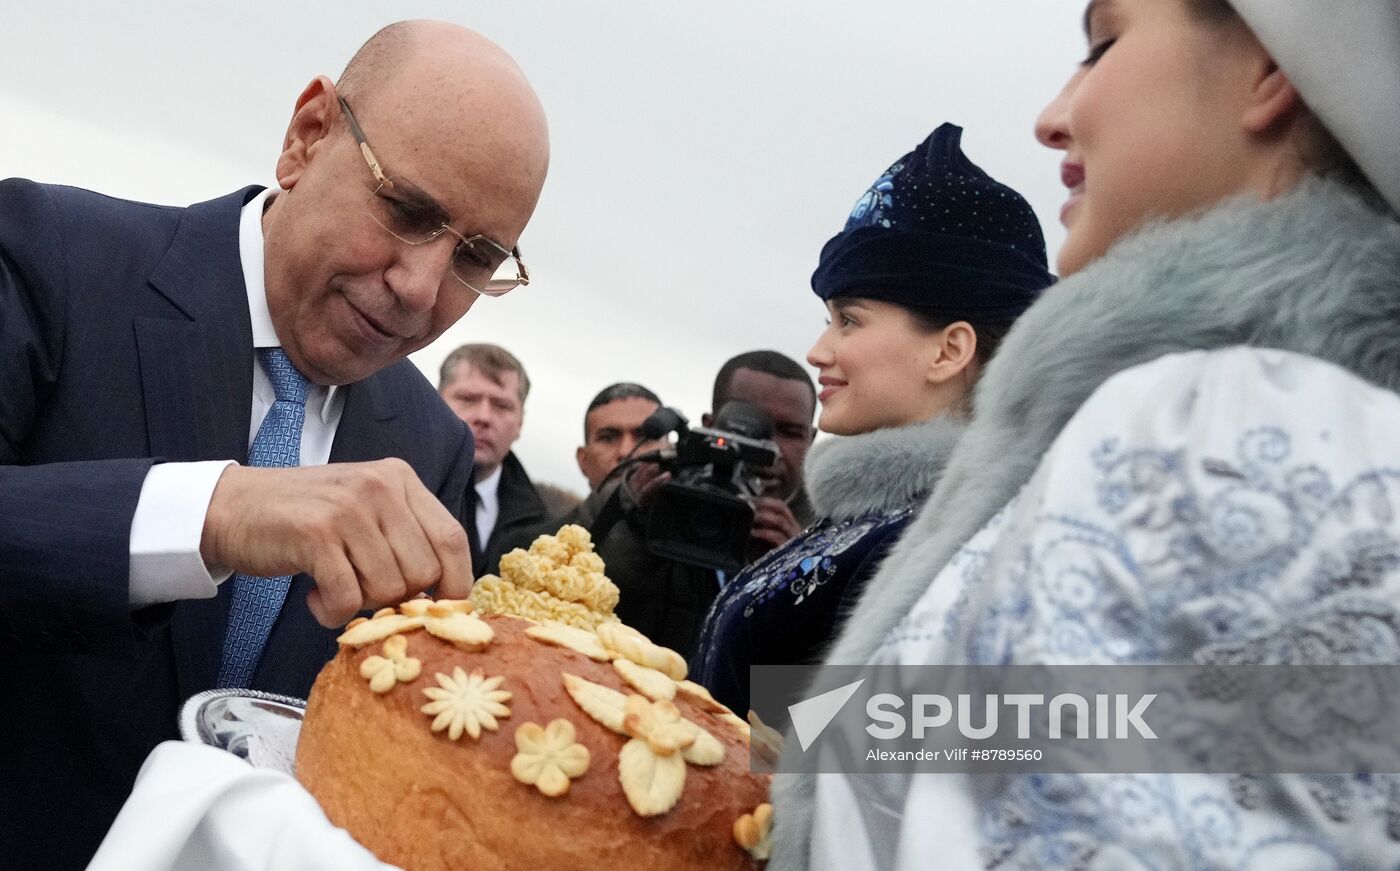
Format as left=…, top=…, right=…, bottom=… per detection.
left=812, top=123, right=1054, bottom=322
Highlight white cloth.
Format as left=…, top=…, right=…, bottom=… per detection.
left=813, top=347, right=1400, bottom=870
left=87, top=742, right=396, bottom=871
left=127, top=188, right=345, bottom=608
left=474, top=464, right=503, bottom=547
left=1230, top=0, right=1400, bottom=215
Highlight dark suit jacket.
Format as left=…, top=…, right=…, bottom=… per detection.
left=0, top=180, right=474, bottom=870
left=467, top=450, right=549, bottom=575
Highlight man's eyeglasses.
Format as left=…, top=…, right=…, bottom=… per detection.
left=338, top=95, right=529, bottom=297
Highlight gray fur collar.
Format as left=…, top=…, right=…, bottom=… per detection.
left=803, top=416, right=965, bottom=522
left=772, top=179, right=1400, bottom=869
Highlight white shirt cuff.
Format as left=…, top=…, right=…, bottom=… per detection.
left=128, top=460, right=237, bottom=609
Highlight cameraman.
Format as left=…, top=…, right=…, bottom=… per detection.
left=578, top=351, right=816, bottom=659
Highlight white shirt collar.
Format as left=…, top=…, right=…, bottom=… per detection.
left=475, top=464, right=504, bottom=501
left=239, top=187, right=339, bottom=422
left=473, top=465, right=504, bottom=547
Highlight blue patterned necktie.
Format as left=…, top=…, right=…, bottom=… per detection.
left=217, top=347, right=312, bottom=689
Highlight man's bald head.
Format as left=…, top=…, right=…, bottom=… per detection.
left=334, top=21, right=418, bottom=102
left=334, top=20, right=549, bottom=205
left=261, top=20, right=550, bottom=387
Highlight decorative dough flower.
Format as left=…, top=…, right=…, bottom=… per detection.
left=420, top=667, right=512, bottom=740
left=622, top=695, right=697, bottom=756
left=510, top=719, right=591, bottom=797
left=733, top=803, right=773, bottom=860
left=620, top=694, right=725, bottom=767
left=358, top=634, right=422, bottom=694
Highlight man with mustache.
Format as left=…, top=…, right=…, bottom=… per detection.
left=0, top=19, right=549, bottom=869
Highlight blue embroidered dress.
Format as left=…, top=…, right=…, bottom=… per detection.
left=691, top=417, right=963, bottom=713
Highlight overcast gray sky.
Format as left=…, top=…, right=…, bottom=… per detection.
left=1, top=1, right=1086, bottom=492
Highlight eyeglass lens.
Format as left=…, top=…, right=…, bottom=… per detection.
left=365, top=189, right=521, bottom=295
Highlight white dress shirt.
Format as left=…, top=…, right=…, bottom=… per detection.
left=473, top=465, right=503, bottom=549
left=126, top=187, right=345, bottom=608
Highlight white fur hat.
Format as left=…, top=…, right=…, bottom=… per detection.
left=1230, top=0, right=1400, bottom=213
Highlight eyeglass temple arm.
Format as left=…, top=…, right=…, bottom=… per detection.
left=338, top=96, right=389, bottom=186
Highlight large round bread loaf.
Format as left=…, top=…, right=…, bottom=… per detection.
left=296, top=528, right=772, bottom=871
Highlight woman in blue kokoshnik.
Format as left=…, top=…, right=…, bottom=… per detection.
left=689, top=124, right=1053, bottom=715
left=771, top=1, right=1400, bottom=869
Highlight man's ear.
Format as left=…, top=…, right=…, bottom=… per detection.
left=926, top=321, right=978, bottom=385
left=575, top=446, right=588, bottom=475
left=275, top=75, right=338, bottom=191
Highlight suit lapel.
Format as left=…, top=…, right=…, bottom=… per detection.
left=328, top=374, right=399, bottom=463
left=133, top=318, right=250, bottom=463
left=495, top=456, right=543, bottom=530
left=140, top=187, right=260, bottom=699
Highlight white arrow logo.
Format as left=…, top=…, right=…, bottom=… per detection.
left=787, top=678, right=866, bottom=752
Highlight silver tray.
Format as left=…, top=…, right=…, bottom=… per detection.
left=179, top=688, right=307, bottom=759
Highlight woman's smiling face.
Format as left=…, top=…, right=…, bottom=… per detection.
left=806, top=298, right=952, bottom=436
left=1035, top=0, right=1279, bottom=276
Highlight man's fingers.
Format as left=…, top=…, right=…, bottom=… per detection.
left=750, top=498, right=800, bottom=549
left=377, top=486, right=443, bottom=595
left=404, top=481, right=474, bottom=599
left=343, top=521, right=406, bottom=607
left=307, top=548, right=362, bottom=628
left=625, top=462, right=668, bottom=506
left=211, top=462, right=474, bottom=623
left=636, top=471, right=672, bottom=506
left=753, top=499, right=799, bottom=527
left=751, top=508, right=792, bottom=531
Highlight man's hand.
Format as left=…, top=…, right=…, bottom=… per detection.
left=200, top=459, right=474, bottom=627
left=622, top=460, right=671, bottom=510
left=749, top=496, right=801, bottom=557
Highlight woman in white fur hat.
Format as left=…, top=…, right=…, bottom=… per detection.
left=772, top=1, right=1400, bottom=868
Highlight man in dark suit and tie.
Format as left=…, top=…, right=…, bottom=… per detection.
left=437, top=342, right=550, bottom=575
left=0, top=19, right=550, bottom=869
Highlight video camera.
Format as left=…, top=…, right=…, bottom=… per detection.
left=639, top=401, right=779, bottom=572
